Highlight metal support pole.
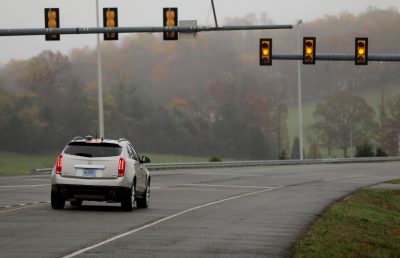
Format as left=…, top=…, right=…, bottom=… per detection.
left=0, top=25, right=294, bottom=36
left=297, top=20, right=304, bottom=160
left=398, top=131, right=400, bottom=156
left=350, top=126, right=353, bottom=157
left=210, top=0, right=219, bottom=28
left=96, top=0, right=104, bottom=138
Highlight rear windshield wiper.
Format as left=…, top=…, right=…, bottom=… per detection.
left=75, top=153, right=92, bottom=157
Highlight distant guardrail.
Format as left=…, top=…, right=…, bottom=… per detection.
left=31, top=156, right=400, bottom=175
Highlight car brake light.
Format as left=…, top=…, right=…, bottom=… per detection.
left=56, top=155, right=63, bottom=174
left=118, top=157, right=126, bottom=177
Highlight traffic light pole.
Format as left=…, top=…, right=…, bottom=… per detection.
left=0, top=25, right=293, bottom=36
left=296, top=21, right=304, bottom=160
left=272, top=53, right=400, bottom=62
left=210, top=0, right=219, bottom=28
left=95, top=0, right=105, bottom=139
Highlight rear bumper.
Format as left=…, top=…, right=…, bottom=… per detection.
left=52, top=184, right=130, bottom=202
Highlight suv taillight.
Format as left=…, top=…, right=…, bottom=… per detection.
left=118, top=157, right=126, bottom=177
left=56, top=155, right=63, bottom=174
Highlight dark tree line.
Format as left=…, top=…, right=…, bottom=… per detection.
left=0, top=8, right=400, bottom=159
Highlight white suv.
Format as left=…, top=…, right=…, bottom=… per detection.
left=51, top=136, right=151, bottom=211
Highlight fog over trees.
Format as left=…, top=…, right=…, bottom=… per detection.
left=0, top=8, right=400, bottom=158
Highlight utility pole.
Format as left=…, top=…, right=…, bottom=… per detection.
left=398, top=131, right=400, bottom=156
left=296, top=20, right=304, bottom=160
left=96, top=0, right=104, bottom=138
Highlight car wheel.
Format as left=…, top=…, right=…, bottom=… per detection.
left=121, top=185, right=135, bottom=212
left=137, top=183, right=150, bottom=209
left=70, top=200, right=83, bottom=207
left=51, top=191, right=65, bottom=210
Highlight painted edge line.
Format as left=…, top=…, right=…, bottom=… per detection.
left=0, top=202, right=48, bottom=213
left=62, top=186, right=280, bottom=258
left=178, top=183, right=271, bottom=189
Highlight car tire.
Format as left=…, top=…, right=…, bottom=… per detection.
left=51, top=191, right=65, bottom=210
left=121, top=186, right=135, bottom=212
left=137, top=183, right=150, bottom=209
left=70, top=200, right=83, bottom=207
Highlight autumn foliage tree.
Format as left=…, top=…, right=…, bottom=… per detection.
left=310, top=91, right=378, bottom=157
left=0, top=8, right=399, bottom=159
left=379, top=95, right=400, bottom=155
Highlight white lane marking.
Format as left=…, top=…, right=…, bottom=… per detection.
left=151, top=185, right=178, bottom=190
left=151, top=184, right=272, bottom=190
left=0, top=184, right=50, bottom=188
left=27, top=179, right=51, bottom=182
left=323, top=175, right=362, bottom=181
left=0, top=175, right=51, bottom=181
left=187, top=172, right=263, bottom=177
left=178, top=184, right=271, bottom=189
left=62, top=187, right=281, bottom=258
left=0, top=184, right=50, bottom=191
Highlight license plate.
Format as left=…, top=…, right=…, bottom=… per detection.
left=83, top=169, right=96, bottom=177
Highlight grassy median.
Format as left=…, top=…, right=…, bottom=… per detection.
left=293, top=189, right=400, bottom=258
left=0, top=151, right=211, bottom=176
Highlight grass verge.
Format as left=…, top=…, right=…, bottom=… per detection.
left=386, top=179, right=400, bottom=184
left=293, top=189, right=400, bottom=258
left=0, top=151, right=58, bottom=176
left=0, top=151, right=212, bottom=176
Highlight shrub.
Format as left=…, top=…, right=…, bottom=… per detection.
left=375, top=148, right=388, bottom=157
left=355, top=142, right=375, bottom=157
left=209, top=156, right=222, bottom=162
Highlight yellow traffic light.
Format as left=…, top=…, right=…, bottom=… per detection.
left=163, top=8, right=178, bottom=40
left=103, top=8, right=118, bottom=40
left=355, top=38, right=368, bottom=65
left=303, top=37, right=316, bottom=64
left=47, top=11, right=57, bottom=28
left=44, top=8, right=60, bottom=41
left=260, top=38, right=272, bottom=66
left=106, top=10, right=116, bottom=27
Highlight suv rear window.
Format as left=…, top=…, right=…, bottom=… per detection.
left=64, top=142, right=122, bottom=157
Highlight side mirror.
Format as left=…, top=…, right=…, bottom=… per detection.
left=141, top=156, right=151, bottom=163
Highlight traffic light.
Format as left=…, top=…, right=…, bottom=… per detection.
left=44, top=8, right=60, bottom=41
left=355, top=38, right=368, bottom=65
left=163, top=8, right=178, bottom=40
left=303, top=37, right=316, bottom=64
left=103, top=8, right=118, bottom=40
left=259, top=38, right=272, bottom=66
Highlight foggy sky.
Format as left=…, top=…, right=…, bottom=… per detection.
left=0, top=0, right=399, bottom=64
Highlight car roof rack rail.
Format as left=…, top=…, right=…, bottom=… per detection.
left=72, top=136, right=84, bottom=141
left=85, top=135, right=94, bottom=140
left=118, top=138, right=128, bottom=142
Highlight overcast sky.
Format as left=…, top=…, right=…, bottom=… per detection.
left=0, top=0, right=399, bottom=64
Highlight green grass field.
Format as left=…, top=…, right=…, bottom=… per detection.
left=0, top=151, right=211, bottom=176
left=293, top=188, right=400, bottom=258
left=142, top=153, right=210, bottom=163
left=0, top=151, right=58, bottom=176
left=287, top=83, right=400, bottom=158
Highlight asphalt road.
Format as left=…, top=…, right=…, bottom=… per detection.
left=0, top=162, right=399, bottom=258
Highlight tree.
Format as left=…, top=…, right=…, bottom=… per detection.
left=311, top=91, right=378, bottom=157
left=375, top=148, right=388, bottom=157
left=291, top=137, right=300, bottom=159
left=308, top=143, right=322, bottom=159
left=379, top=95, right=400, bottom=155
left=355, top=142, right=375, bottom=157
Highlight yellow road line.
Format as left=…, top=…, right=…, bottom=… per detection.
left=0, top=202, right=49, bottom=214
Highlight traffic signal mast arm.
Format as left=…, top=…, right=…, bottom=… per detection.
left=272, top=53, right=400, bottom=62
left=0, top=24, right=293, bottom=37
